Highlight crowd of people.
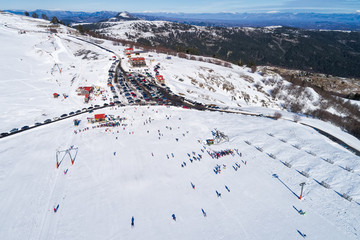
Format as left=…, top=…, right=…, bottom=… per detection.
left=207, top=149, right=235, bottom=159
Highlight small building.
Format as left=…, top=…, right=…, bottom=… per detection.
left=125, top=48, right=133, bottom=55
left=206, top=139, right=214, bottom=145
left=94, top=114, right=106, bottom=122
left=77, top=86, right=93, bottom=103
left=129, top=57, right=146, bottom=68
left=84, top=94, right=89, bottom=103
left=77, top=86, right=93, bottom=95
left=156, top=75, right=165, bottom=84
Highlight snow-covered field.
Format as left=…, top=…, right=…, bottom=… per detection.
left=1, top=12, right=360, bottom=240
left=0, top=105, right=359, bottom=239
left=0, top=12, right=114, bottom=132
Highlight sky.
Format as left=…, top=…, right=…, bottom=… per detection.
left=2, top=0, right=360, bottom=13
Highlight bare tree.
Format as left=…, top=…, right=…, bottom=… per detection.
left=273, top=112, right=282, bottom=120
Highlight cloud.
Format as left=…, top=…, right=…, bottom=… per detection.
left=267, top=11, right=280, bottom=14
left=357, top=10, right=360, bottom=13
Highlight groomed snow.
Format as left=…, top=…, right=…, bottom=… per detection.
left=0, top=106, right=359, bottom=239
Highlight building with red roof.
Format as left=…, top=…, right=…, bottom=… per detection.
left=156, top=75, right=165, bottom=84
left=94, top=114, right=106, bottom=122
left=129, top=57, right=146, bottom=67
left=125, top=48, right=134, bottom=55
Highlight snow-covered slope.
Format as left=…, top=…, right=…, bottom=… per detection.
left=123, top=53, right=279, bottom=109
left=1, top=12, right=360, bottom=240
left=0, top=12, right=114, bottom=132
left=97, top=19, right=189, bottom=39
left=0, top=105, right=359, bottom=239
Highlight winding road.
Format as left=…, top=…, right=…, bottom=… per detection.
left=1, top=34, right=359, bottom=158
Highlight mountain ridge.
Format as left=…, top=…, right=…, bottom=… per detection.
left=4, top=9, right=360, bottom=30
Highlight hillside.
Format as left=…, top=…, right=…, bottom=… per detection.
left=0, top=12, right=360, bottom=240
left=0, top=12, right=115, bottom=132
left=84, top=13, right=360, bottom=78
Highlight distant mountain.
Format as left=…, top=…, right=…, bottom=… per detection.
left=4, top=9, right=118, bottom=24
left=106, top=11, right=140, bottom=22
left=6, top=10, right=360, bottom=30
left=132, top=12, right=360, bottom=31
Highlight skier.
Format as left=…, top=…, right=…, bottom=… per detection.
left=191, top=182, right=195, bottom=189
left=54, top=204, right=59, bottom=213
left=225, top=185, right=230, bottom=192
left=216, top=190, right=221, bottom=197
left=114, top=152, right=116, bottom=156
left=131, top=216, right=134, bottom=227
left=172, top=214, right=176, bottom=221
left=201, top=208, right=207, bottom=217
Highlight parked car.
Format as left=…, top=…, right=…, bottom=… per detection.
left=69, top=112, right=75, bottom=115
left=103, top=103, right=109, bottom=106
left=60, top=114, right=68, bottom=118
left=21, top=126, right=30, bottom=130
left=75, top=110, right=81, bottom=114
left=44, top=119, right=52, bottom=123
left=10, top=128, right=18, bottom=133
left=94, top=105, right=100, bottom=108
left=1, top=132, right=9, bottom=137
left=34, top=122, right=42, bottom=126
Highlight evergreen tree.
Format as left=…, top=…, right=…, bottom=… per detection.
left=51, top=16, right=60, bottom=24
left=24, top=11, right=29, bottom=16
left=76, top=25, right=85, bottom=34
left=31, top=12, right=38, bottom=18
left=41, top=14, right=48, bottom=20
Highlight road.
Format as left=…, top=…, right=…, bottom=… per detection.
left=1, top=35, right=359, bottom=157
